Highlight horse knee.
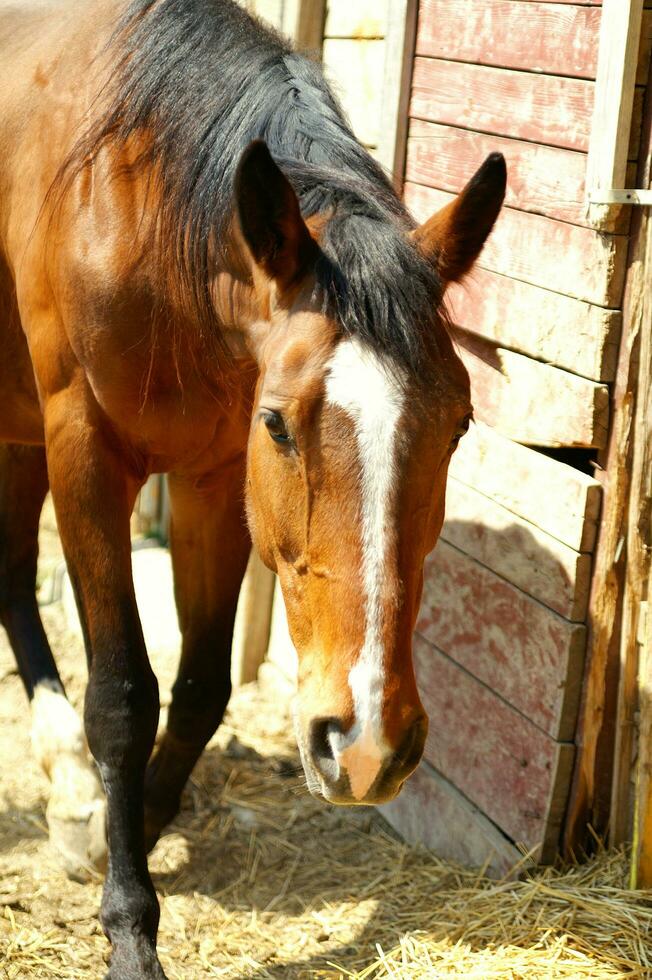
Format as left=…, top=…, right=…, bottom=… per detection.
left=168, top=669, right=231, bottom=745
left=85, top=667, right=160, bottom=771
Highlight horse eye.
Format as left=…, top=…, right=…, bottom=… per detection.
left=451, top=414, right=472, bottom=448
left=262, top=410, right=291, bottom=445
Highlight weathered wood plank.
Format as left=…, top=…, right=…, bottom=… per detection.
left=407, top=121, right=637, bottom=234
left=410, top=58, right=594, bottom=151
left=380, top=760, right=525, bottom=875
left=407, top=121, right=593, bottom=227
left=446, top=268, right=621, bottom=383
left=416, top=0, right=600, bottom=79
left=418, top=541, right=586, bottom=741
left=324, top=0, right=387, bottom=37
left=414, top=635, right=576, bottom=857
left=323, top=38, right=385, bottom=146
left=453, top=329, right=610, bottom=449
left=443, top=478, right=593, bottom=620
left=450, top=421, right=602, bottom=553
left=406, top=182, right=628, bottom=307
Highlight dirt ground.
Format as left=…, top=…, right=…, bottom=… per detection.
left=0, top=504, right=651, bottom=979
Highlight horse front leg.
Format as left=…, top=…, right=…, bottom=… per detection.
left=144, top=469, right=250, bottom=850
left=45, top=399, right=165, bottom=980
left=0, top=443, right=106, bottom=881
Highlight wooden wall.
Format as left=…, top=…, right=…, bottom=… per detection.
left=380, top=0, right=652, bottom=868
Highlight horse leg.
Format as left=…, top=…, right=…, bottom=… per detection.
left=45, top=405, right=164, bottom=980
left=144, top=469, right=250, bottom=850
left=0, top=442, right=106, bottom=880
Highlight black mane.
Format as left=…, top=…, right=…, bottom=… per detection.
left=70, top=0, right=446, bottom=376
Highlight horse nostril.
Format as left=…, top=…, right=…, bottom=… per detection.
left=396, top=716, right=427, bottom=771
left=308, top=717, right=342, bottom=782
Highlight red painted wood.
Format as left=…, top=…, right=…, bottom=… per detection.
left=380, top=761, right=523, bottom=874
left=405, top=182, right=628, bottom=307
left=416, top=0, right=601, bottom=79
left=445, top=268, right=620, bottom=383
left=417, top=541, right=586, bottom=739
left=406, top=120, right=589, bottom=226
left=442, top=478, right=593, bottom=620
left=410, top=57, right=594, bottom=151
left=414, top=634, right=574, bottom=852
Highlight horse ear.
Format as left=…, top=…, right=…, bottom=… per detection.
left=235, top=140, right=317, bottom=291
left=413, top=153, right=506, bottom=286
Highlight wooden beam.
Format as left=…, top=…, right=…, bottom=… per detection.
left=419, top=542, right=586, bottom=741
left=231, top=552, right=276, bottom=687
left=564, top=62, right=652, bottom=856
left=450, top=422, right=602, bottom=553
left=377, top=0, right=418, bottom=185
left=634, top=587, right=652, bottom=885
left=610, top=212, right=652, bottom=847
left=294, top=0, right=326, bottom=53
left=585, top=0, right=644, bottom=229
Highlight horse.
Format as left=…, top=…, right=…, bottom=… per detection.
left=0, top=0, right=505, bottom=975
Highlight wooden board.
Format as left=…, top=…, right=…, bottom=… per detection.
left=406, top=183, right=628, bottom=307
left=380, top=760, right=525, bottom=875
left=322, top=38, right=385, bottom=146
left=449, top=421, right=602, bottom=553
left=443, top=477, right=593, bottom=620
left=446, top=268, right=621, bottom=383
left=585, top=0, right=644, bottom=230
left=407, top=121, right=592, bottom=227
left=324, top=0, right=387, bottom=37
left=416, top=0, right=601, bottom=79
left=413, top=635, right=575, bottom=857
left=410, top=58, right=594, bottom=151
left=378, top=0, right=418, bottom=182
left=453, top=329, right=610, bottom=449
left=418, top=541, right=586, bottom=741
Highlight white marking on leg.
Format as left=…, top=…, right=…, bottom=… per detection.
left=325, top=339, right=404, bottom=799
left=31, top=683, right=86, bottom=777
left=31, top=683, right=107, bottom=877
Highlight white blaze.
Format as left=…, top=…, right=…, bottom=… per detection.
left=325, top=338, right=404, bottom=799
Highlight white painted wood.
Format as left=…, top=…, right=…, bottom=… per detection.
left=586, top=0, right=645, bottom=228
left=322, top=38, right=386, bottom=146
left=325, top=0, right=387, bottom=38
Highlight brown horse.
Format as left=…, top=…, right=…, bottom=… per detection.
left=0, top=0, right=505, bottom=976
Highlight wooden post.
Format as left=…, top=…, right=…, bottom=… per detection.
left=294, top=0, right=326, bottom=54
left=585, top=0, right=644, bottom=228
left=377, top=0, right=418, bottom=187
left=625, top=207, right=652, bottom=878
left=564, top=34, right=652, bottom=856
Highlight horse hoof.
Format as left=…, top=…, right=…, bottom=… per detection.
left=46, top=754, right=108, bottom=882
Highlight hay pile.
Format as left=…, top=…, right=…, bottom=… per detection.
left=1, top=669, right=651, bottom=980
left=0, top=516, right=650, bottom=977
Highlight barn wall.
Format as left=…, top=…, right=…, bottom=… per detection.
left=380, top=0, right=652, bottom=866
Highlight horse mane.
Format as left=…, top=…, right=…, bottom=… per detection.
left=61, top=0, right=447, bottom=379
